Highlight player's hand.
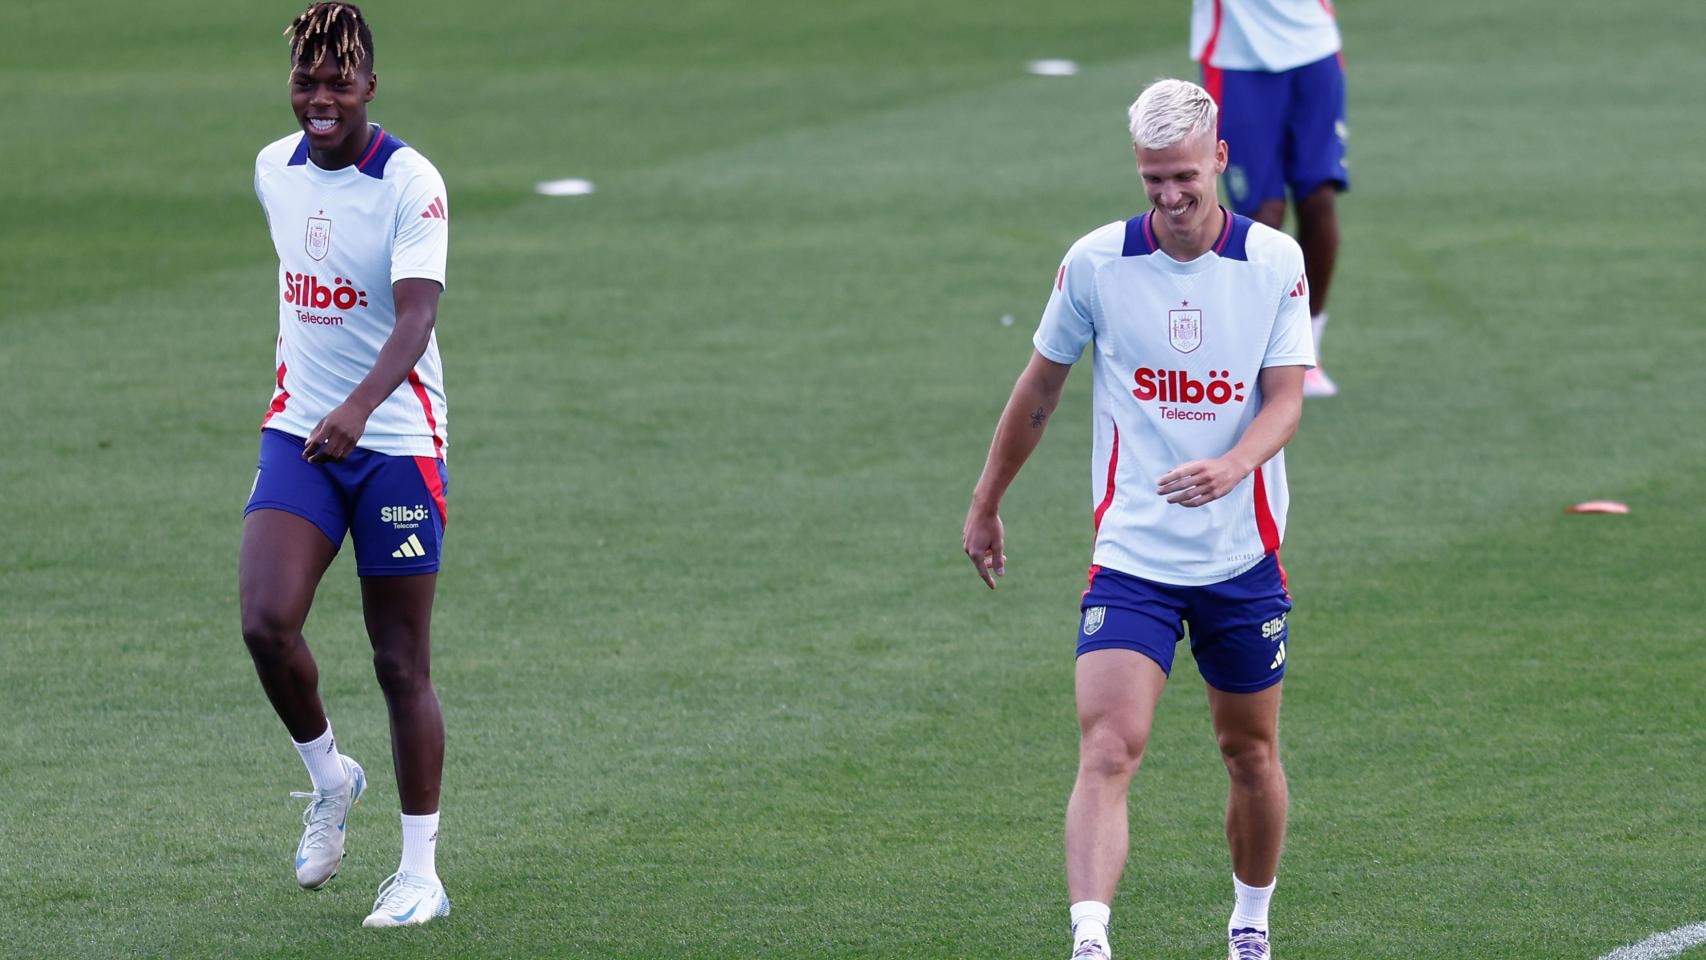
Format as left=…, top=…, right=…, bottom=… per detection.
left=962, top=506, right=1008, bottom=590
left=303, top=402, right=371, bottom=463
left=1157, top=457, right=1247, bottom=508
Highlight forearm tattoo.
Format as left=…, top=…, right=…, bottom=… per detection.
left=1029, top=405, right=1047, bottom=428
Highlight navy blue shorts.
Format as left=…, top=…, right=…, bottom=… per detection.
left=1078, top=555, right=1292, bottom=693
left=244, top=428, right=449, bottom=576
left=1206, top=53, right=1349, bottom=214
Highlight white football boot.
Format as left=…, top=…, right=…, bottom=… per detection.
left=1228, top=927, right=1271, bottom=960
left=1070, top=938, right=1111, bottom=959
left=362, top=871, right=451, bottom=928
left=1302, top=366, right=1338, bottom=397
left=290, top=755, right=365, bottom=889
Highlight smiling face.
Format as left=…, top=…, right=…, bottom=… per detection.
left=289, top=53, right=376, bottom=169
left=1136, top=130, right=1228, bottom=258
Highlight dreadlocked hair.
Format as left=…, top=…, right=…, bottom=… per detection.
left=284, top=3, right=373, bottom=80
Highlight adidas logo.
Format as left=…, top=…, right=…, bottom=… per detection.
left=420, top=196, right=447, bottom=220
left=1288, top=275, right=1306, bottom=299
left=392, top=533, right=427, bottom=558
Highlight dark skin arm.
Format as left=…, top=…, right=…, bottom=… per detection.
left=304, top=277, right=442, bottom=463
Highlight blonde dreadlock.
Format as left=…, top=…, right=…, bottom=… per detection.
left=284, top=3, right=373, bottom=79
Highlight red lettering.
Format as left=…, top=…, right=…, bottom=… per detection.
left=281, top=273, right=369, bottom=312
left=1135, top=368, right=1249, bottom=407
left=1132, top=367, right=1158, bottom=401
left=1179, top=372, right=1204, bottom=403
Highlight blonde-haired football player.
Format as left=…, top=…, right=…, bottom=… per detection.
left=963, top=78, right=1313, bottom=960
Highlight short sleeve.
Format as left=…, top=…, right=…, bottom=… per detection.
left=1262, top=244, right=1315, bottom=369
left=391, top=167, right=449, bottom=288
left=254, top=152, right=273, bottom=229
left=1032, top=248, right=1096, bottom=364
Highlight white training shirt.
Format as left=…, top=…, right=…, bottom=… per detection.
left=1191, top=0, right=1342, bottom=72
left=1033, top=210, right=1314, bottom=586
left=254, top=125, right=450, bottom=460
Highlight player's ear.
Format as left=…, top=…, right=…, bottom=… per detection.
left=364, top=71, right=377, bottom=103
left=1214, top=139, right=1228, bottom=174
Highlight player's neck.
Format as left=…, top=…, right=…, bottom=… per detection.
left=310, top=123, right=378, bottom=172
left=1152, top=205, right=1226, bottom=262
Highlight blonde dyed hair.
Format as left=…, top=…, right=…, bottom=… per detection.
left=1127, top=78, right=1217, bottom=149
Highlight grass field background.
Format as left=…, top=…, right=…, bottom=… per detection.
left=3, top=1, right=1705, bottom=957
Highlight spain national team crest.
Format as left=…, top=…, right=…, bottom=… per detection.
left=1082, top=606, right=1106, bottom=637
left=1168, top=308, right=1202, bottom=354
left=304, top=216, right=332, bottom=261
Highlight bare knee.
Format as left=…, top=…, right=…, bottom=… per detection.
left=241, top=603, right=305, bottom=665
left=1079, top=720, right=1151, bottom=782
left=1218, top=734, right=1282, bottom=792
left=371, top=645, right=431, bottom=699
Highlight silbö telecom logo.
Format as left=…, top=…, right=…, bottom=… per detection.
left=1132, top=367, right=1246, bottom=422
left=283, top=271, right=367, bottom=326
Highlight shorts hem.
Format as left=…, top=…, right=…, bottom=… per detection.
left=355, top=561, right=441, bottom=577
left=1075, top=640, right=1173, bottom=675
left=1289, top=176, right=1348, bottom=200
left=243, top=500, right=342, bottom=550
left=1202, top=670, right=1285, bottom=695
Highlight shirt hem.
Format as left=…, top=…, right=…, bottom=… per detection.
left=1088, top=552, right=1266, bottom=587
left=1033, top=337, right=1082, bottom=366
left=391, top=269, right=446, bottom=288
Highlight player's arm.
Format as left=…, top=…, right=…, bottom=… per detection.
left=962, top=350, right=1075, bottom=589
left=303, top=278, right=442, bottom=463
left=1157, top=364, right=1305, bottom=507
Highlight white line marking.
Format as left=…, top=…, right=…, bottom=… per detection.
left=1598, top=922, right=1706, bottom=960
left=1025, top=59, right=1079, bottom=77
left=535, top=178, right=596, bottom=197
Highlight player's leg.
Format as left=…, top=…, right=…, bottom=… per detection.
left=238, top=508, right=337, bottom=742
left=1208, top=683, right=1287, bottom=885
left=1209, top=683, right=1287, bottom=959
left=1250, top=198, right=1288, bottom=230
left=1188, top=555, right=1292, bottom=958
left=350, top=451, right=451, bottom=928
left=1283, top=53, right=1350, bottom=397
left=240, top=429, right=366, bottom=889
left=361, top=573, right=444, bottom=816
left=1294, top=184, right=1339, bottom=319
left=1211, top=66, right=1289, bottom=225
left=1064, top=572, right=1186, bottom=959
left=359, top=574, right=450, bottom=927
left=1066, top=648, right=1168, bottom=901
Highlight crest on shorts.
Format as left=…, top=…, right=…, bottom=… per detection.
left=1082, top=606, right=1107, bottom=636
left=1227, top=165, right=1249, bottom=205
left=1168, top=308, right=1202, bottom=354
left=304, top=216, right=332, bottom=261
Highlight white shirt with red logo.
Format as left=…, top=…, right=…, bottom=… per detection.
left=1191, top=0, right=1341, bottom=72
left=1033, top=210, right=1314, bottom=586
left=254, top=125, right=450, bottom=459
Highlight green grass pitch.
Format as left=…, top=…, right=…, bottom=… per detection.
left=3, top=1, right=1705, bottom=957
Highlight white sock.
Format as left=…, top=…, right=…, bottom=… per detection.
left=400, top=811, right=440, bottom=881
left=1070, top=900, right=1111, bottom=949
left=1311, top=312, right=1328, bottom=354
left=292, top=724, right=346, bottom=792
left=1230, top=874, right=1275, bottom=934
